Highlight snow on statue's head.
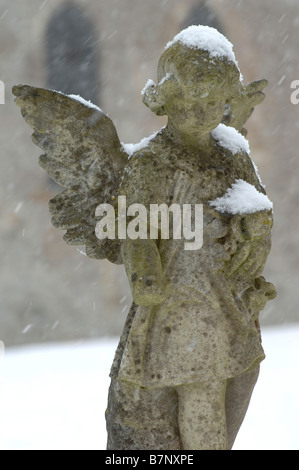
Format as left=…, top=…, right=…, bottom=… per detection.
left=142, top=25, right=243, bottom=118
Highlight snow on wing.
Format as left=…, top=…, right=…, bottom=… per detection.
left=12, top=84, right=126, bottom=264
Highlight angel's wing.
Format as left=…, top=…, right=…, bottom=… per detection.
left=13, top=84, right=127, bottom=264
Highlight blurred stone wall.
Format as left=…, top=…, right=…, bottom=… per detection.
left=0, top=0, right=298, bottom=347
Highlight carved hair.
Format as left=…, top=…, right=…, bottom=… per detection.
left=142, top=42, right=243, bottom=117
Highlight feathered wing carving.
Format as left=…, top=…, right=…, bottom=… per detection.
left=12, top=85, right=127, bottom=264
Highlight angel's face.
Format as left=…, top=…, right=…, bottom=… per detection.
left=158, top=48, right=238, bottom=139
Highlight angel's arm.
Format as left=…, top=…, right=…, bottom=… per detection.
left=118, top=155, right=166, bottom=306
left=121, top=239, right=165, bottom=306
left=226, top=209, right=273, bottom=278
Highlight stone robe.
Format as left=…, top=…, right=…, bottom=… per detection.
left=112, top=130, right=272, bottom=388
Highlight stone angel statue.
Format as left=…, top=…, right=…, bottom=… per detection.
left=13, top=25, right=276, bottom=450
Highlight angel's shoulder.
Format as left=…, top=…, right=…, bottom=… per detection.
left=122, top=127, right=166, bottom=164
left=123, top=136, right=166, bottom=175
left=120, top=141, right=169, bottom=208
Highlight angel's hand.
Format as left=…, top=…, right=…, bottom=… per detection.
left=242, top=277, right=277, bottom=317
left=121, top=239, right=166, bottom=306
left=239, top=243, right=269, bottom=277
left=229, top=239, right=269, bottom=278
left=223, top=79, right=268, bottom=133
left=228, top=242, right=251, bottom=274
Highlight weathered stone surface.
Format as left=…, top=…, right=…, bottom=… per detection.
left=13, top=84, right=126, bottom=264
left=14, top=25, right=276, bottom=450
left=107, top=28, right=276, bottom=450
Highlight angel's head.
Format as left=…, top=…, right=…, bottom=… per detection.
left=142, top=25, right=243, bottom=139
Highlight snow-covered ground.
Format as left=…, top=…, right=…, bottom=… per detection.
left=0, top=325, right=298, bottom=450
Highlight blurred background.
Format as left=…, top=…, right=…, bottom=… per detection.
left=0, top=0, right=298, bottom=347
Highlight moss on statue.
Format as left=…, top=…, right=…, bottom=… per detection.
left=13, top=25, right=276, bottom=450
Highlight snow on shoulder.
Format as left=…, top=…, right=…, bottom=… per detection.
left=211, top=124, right=265, bottom=187
left=166, top=25, right=241, bottom=74
left=209, top=179, right=273, bottom=215
left=211, top=124, right=250, bottom=155
left=122, top=129, right=162, bottom=158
